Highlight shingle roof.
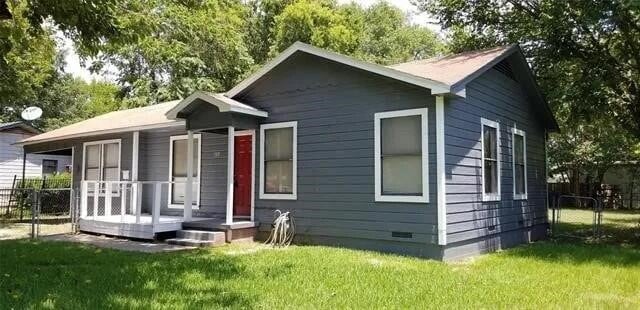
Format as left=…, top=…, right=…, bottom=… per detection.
left=18, top=100, right=183, bottom=145
left=389, top=45, right=515, bottom=88
left=0, top=121, right=41, bottom=134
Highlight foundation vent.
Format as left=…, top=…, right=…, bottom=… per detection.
left=391, top=231, right=413, bottom=238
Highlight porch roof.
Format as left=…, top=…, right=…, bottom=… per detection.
left=165, top=91, right=268, bottom=119
left=165, top=91, right=268, bottom=131
left=17, top=100, right=183, bottom=146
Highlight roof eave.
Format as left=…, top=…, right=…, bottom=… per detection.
left=225, top=41, right=451, bottom=98
left=166, top=91, right=268, bottom=119
left=15, top=121, right=185, bottom=147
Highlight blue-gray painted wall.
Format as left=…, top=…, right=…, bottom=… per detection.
left=442, top=61, right=548, bottom=260
left=235, top=52, right=443, bottom=258
left=138, top=128, right=229, bottom=217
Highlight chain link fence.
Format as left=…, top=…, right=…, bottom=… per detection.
left=549, top=192, right=640, bottom=244
left=549, top=195, right=602, bottom=240
left=1, top=187, right=76, bottom=240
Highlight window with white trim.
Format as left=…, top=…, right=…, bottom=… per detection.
left=83, top=140, right=121, bottom=195
left=512, top=128, right=527, bottom=200
left=83, top=140, right=121, bottom=182
left=169, top=134, right=201, bottom=208
left=260, top=121, right=297, bottom=200
left=374, top=108, right=429, bottom=203
left=481, top=118, right=501, bottom=201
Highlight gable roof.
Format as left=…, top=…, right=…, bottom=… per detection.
left=226, top=42, right=452, bottom=98
left=166, top=91, right=268, bottom=119
left=389, top=45, right=517, bottom=93
left=17, top=101, right=184, bottom=146
left=0, top=121, right=42, bottom=134
left=227, top=42, right=557, bottom=130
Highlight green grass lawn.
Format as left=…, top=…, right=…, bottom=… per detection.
left=1, top=239, right=640, bottom=309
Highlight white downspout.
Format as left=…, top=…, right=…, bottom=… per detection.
left=436, top=95, right=447, bottom=245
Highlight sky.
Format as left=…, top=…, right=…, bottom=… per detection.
left=62, top=0, right=439, bottom=82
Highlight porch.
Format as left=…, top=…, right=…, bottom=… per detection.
left=79, top=181, right=258, bottom=240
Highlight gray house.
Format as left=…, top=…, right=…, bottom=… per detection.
left=17, top=42, right=557, bottom=260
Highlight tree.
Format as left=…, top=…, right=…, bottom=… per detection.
left=0, top=0, right=58, bottom=122
left=270, top=0, right=359, bottom=56
left=417, top=0, right=640, bottom=193
left=246, top=0, right=296, bottom=64
left=351, top=1, right=444, bottom=64
left=269, top=0, right=444, bottom=64
left=416, top=0, right=640, bottom=135
left=90, top=0, right=253, bottom=107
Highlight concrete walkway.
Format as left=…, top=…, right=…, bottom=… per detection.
left=43, top=233, right=197, bottom=253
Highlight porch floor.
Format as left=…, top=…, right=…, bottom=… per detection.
left=78, top=215, right=213, bottom=240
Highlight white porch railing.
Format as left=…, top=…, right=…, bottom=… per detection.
left=80, top=181, right=198, bottom=230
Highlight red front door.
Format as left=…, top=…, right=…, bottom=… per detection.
left=233, top=134, right=252, bottom=217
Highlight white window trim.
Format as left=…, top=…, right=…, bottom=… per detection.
left=374, top=108, right=429, bottom=203
left=82, top=139, right=122, bottom=197
left=168, top=133, right=202, bottom=209
left=259, top=121, right=298, bottom=200
left=481, top=118, right=501, bottom=202
left=511, top=127, right=528, bottom=200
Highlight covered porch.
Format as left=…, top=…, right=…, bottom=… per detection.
left=20, top=92, right=268, bottom=240
left=78, top=92, right=268, bottom=239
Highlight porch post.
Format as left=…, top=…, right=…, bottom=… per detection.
left=184, top=130, right=194, bottom=221
left=226, top=126, right=235, bottom=225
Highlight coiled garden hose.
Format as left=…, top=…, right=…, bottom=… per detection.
left=265, top=210, right=295, bottom=247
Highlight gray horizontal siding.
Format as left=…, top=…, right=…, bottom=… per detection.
left=24, top=132, right=134, bottom=191
left=444, top=64, right=548, bottom=252
left=237, top=52, right=439, bottom=248
left=138, top=128, right=228, bottom=217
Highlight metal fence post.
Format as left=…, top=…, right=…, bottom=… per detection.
left=30, top=190, right=36, bottom=239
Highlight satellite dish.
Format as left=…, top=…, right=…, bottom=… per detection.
left=21, top=106, right=43, bottom=121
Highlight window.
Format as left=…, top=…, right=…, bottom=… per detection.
left=374, top=108, right=429, bottom=203
left=42, top=159, right=58, bottom=175
left=512, top=128, right=527, bottom=200
left=82, top=139, right=121, bottom=195
left=169, top=134, right=201, bottom=208
left=260, top=121, right=297, bottom=200
left=481, top=118, right=500, bottom=201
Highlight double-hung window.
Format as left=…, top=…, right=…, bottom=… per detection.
left=83, top=139, right=121, bottom=194
left=481, top=118, right=501, bottom=201
left=169, top=134, right=201, bottom=208
left=374, top=108, right=429, bottom=203
left=512, top=128, right=527, bottom=200
left=42, top=159, right=58, bottom=175
left=260, top=121, right=297, bottom=200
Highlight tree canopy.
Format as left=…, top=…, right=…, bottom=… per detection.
left=417, top=0, right=640, bottom=185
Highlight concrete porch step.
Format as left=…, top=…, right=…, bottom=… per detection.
left=177, top=230, right=225, bottom=242
left=166, top=237, right=224, bottom=248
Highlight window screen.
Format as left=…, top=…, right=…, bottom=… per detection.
left=84, top=144, right=102, bottom=181
left=483, top=125, right=498, bottom=195
left=513, top=133, right=526, bottom=195
left=264, top=127, right=293, bottom=194
left=171, top=137, right=199, bottom=205
left=380, top=115, right=423, bottom=195
left=42, top=160, right=58, bottom=175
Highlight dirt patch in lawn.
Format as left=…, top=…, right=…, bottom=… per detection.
left=0, top=222, right=72, bottom=240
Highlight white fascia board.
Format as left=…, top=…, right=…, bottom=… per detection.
left=225, top=42, right=452, bottom=98
left=16, top=121, right=185, bottom=147
left=166, top=91, right=268, bottom=119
